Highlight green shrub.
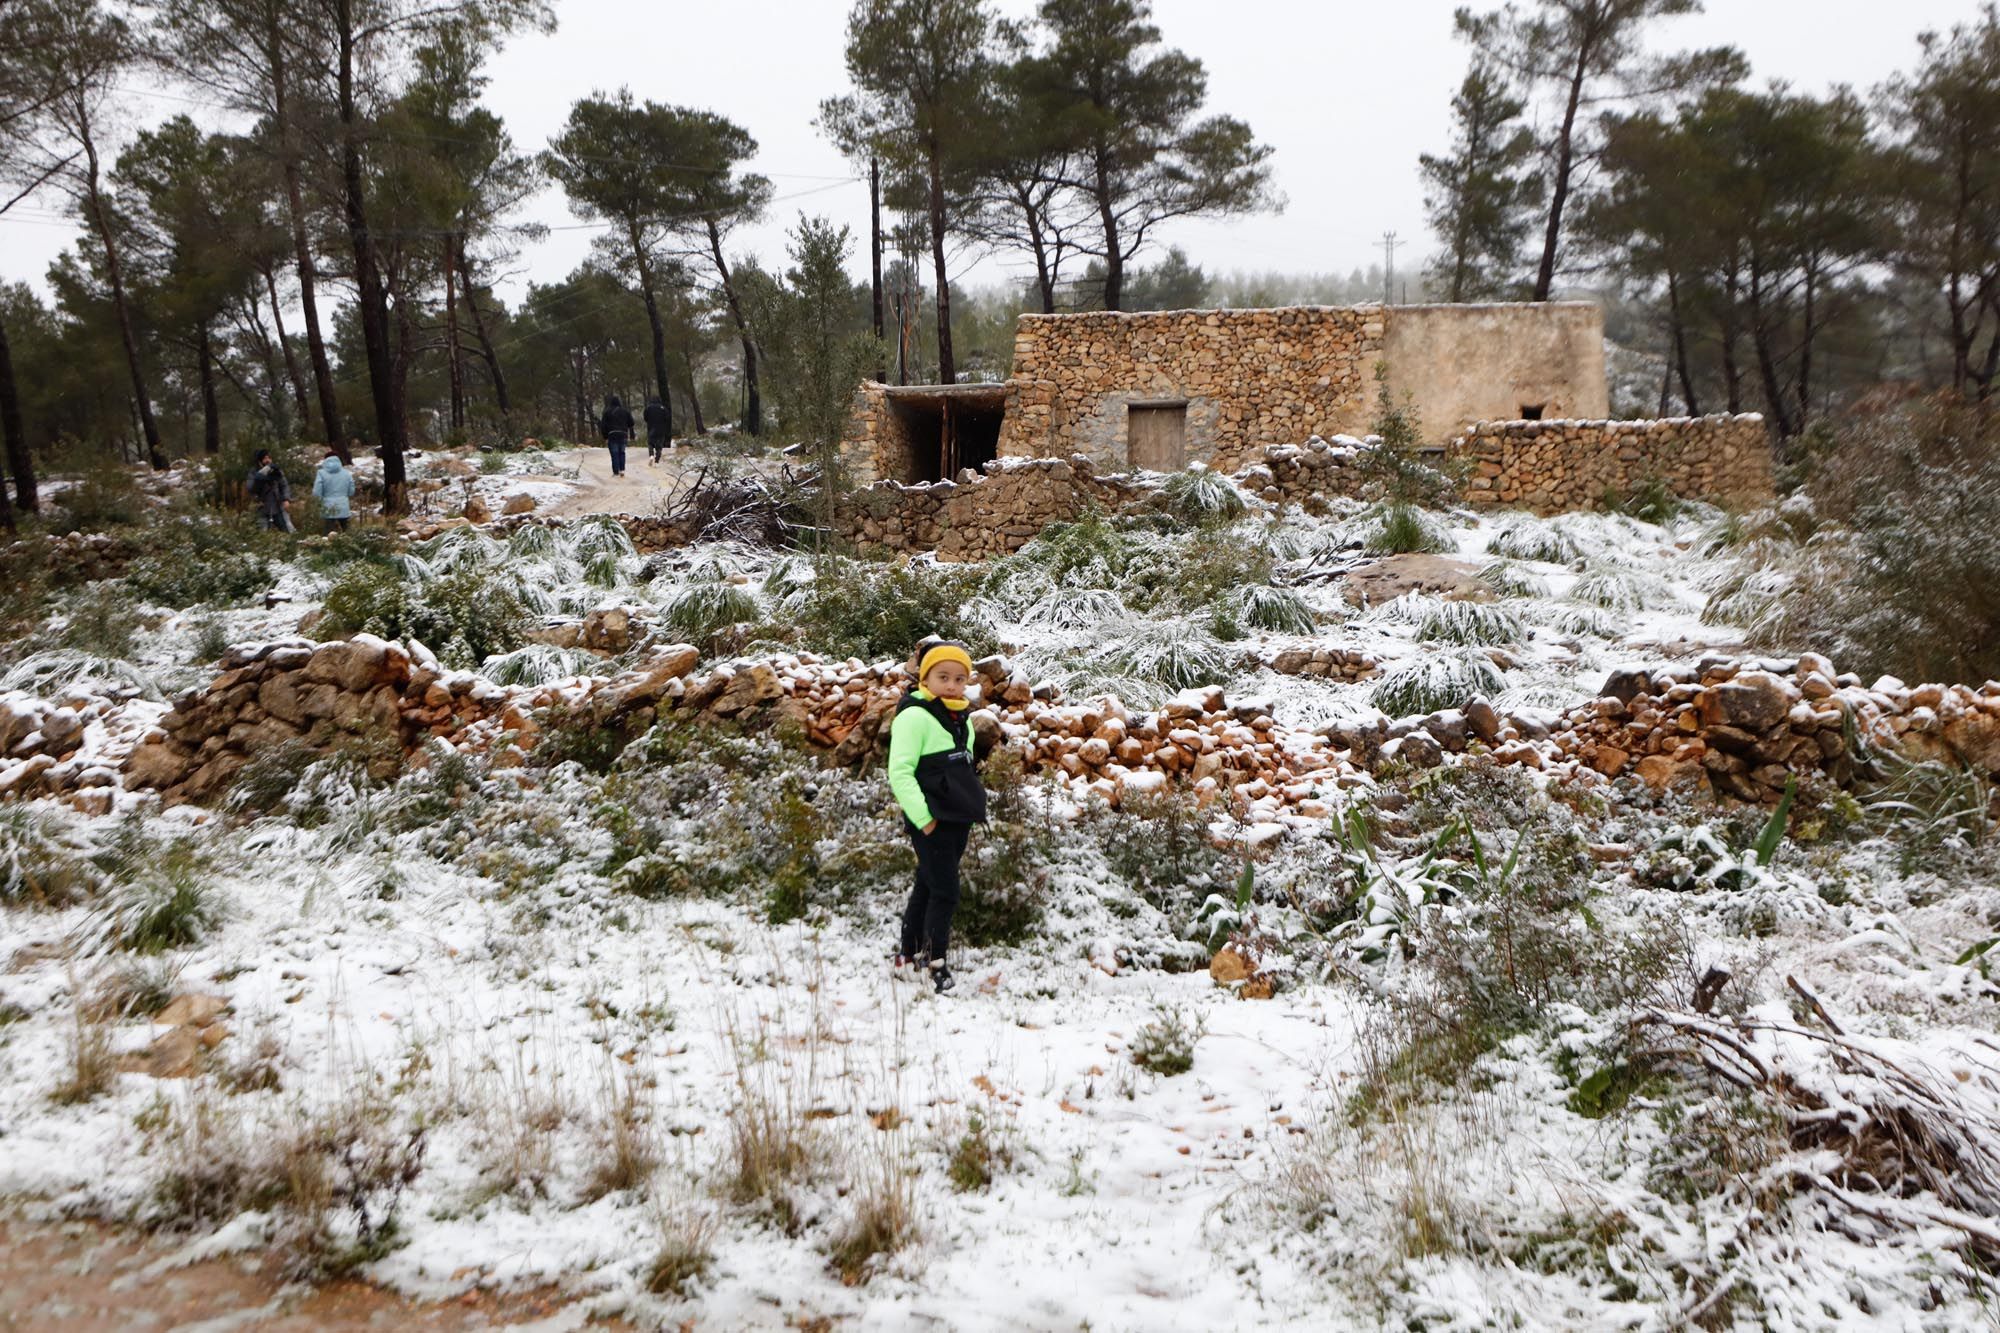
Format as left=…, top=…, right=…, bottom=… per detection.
left=794, top=559, right=992, bottom=662
left=57, top=583, right=146, bottom=658
left=1233, top=584, right=1317, bottom=635
left=1605, top=475, right=1682, bottom=524
left=1569, top=561, right=1663, bottom=615
left=948, top=1113, right=1013, bottom=1192
left=322, top=565, right=529, bottom=668
left=128, top=551, right=272, bottom=610
left=60, top=455, right=148, bottom=532
left=661, top=580, right=760, bottom=644
left=114, top=857, right=218, bottom=953
left=1120, top=532, right=1274, bottom=613
left=1358, top=364, right=1463, bottom=507
left=1476, top=559, right=1550, bottom=599
left=1367, top=503, right=1454, bottom=555
left=955, top=751, right=1054, bottom=947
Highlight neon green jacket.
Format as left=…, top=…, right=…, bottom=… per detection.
left=886, top=688, right=978, bottom=827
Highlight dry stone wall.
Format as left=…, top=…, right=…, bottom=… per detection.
left=998, top=306, right=1384, bottom=472
left=1450, top=414, right=1772, bottom=513
left=836, top=456, right=1146, bottom=561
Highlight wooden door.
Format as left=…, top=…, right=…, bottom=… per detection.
left=1128, top=403, right=1187, bottom=471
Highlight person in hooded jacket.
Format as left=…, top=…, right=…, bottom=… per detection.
left=599, top=394, right=635, bottom=477
left=312, top=446, right=356, bottom=533
left=643, top=395, right=671, bottom=463
left=885, top=640, right=989, bottom=994
left=247, top=449, right=292, bottom=531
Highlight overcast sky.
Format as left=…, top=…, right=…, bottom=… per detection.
left=0, top=0, right=1985, bottom=306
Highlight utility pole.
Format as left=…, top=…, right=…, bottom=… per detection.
left=1380, top=231, right=1398, bottom=306
left=869, top=157, right=885, bottom=381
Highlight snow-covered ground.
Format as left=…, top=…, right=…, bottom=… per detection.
left=2, top=485, right=1997, bottom=1329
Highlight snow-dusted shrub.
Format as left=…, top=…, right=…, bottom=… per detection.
left=566, top=514, right=637, bottom=563
left=0, top=808, right=103, bottom=906
left=1104, top=620, right=1231, bottom=693
left=506, top=523, right=560, bottom=559
left=322, top=565, right=529, bottom=668
left=1129, top=1004, right=1205, bottom=1076
left=792, top=559, right=989, bottom=662
left=955, top=750, right=1055, bottom=947
left=483, top=643, right=602, bottom=687
left=1, top=649, right=161, bottom=701
left=1160, top=467, right=1250, bottom=525
left=1370, top=648, right=1506, bottom=717
left=1476, top=558, right=1550, bottom=599
left=1522, top=602, right=1621, bottom=640
left=1019, top=585, right=1127, bottom=630
left=128, top=550, right=271, bottom=610
left=1233, top=584, right=1317, bottom=635
left=1413, top=599, right=1524, bottom=646
left=415, top=524, right=504, bottom=574
left=1568, top=560, right=1666, bottom=615
left=1486, top=515, right=1585, bottom=565
left=1365, top=503, right=1454, bottom=555
left=660, top=580, right=760, bottom=643
left=1119, top=529, right=1275, bottom=614
left=828, top=1133, right=919, bottom=1285
left=55, top=582, right=144, bottom=658
left=645, top=1211, right=718, bottom=1296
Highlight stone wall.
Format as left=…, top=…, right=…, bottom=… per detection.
left=1450, top=414, right=1772, bottom=513
left=996, top=306, right=1385, bottom=472
left=836, top=456, right=1145, bottom=561
left=1380, top=303, right=1607, bottom=436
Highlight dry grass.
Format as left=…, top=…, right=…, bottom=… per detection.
left=644, top=1206, right=718, bottom=1297
left=51, top=998, right=116, bottom=1106
left=827, top=1130, right=918, bottom=1286
left=584, top=1074, right=661, bottom=1201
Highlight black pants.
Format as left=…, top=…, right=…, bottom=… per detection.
left=607, top=432, right=627, bottom=475
left=648, top=429, right=668, bottom=462
left=901, top=820, right=972, bottom=961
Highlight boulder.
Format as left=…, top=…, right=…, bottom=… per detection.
left=502, top=493, right=536, bottom=516
left=1703, top=672, right=1794, bottom=732
left=304, top=638, right=388, bottom=693
left=710, top=665, right=783, bottom=717
left=462, top=495, right=491, bottom=524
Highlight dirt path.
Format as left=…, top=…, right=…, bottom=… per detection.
left=544, top=439, right=788, bottom=521
left=0, top=1214, right=630, bottom=1331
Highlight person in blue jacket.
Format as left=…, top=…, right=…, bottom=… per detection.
left=886, top=641, right=989, bottom=993
left=312, top=447, right=356, bottom=533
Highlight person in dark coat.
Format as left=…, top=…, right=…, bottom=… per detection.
left=247, top=449, right=292, bottom=531
left=599, top=394, right=635, bottom=477
left=643, top=395, right=671, bottom=463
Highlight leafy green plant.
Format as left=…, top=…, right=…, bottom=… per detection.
left=322, top=565, right=529, bottom=668
left=1103, top=621, right=1231, bottom=693
left=1367, top=503, right=1455, bottom=555
left=661, top=580, right=761, bottom=643
left=1413, top=599, right=1523, bottom=646
left=1233, top=584, right=1317, bottom=634
left=1487, top=516, right=1585, bottom=565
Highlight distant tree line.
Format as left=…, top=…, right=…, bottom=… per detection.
left=0, top=0, right=1281, bottom=530
left=1420, top=0, right=2000, bottom=447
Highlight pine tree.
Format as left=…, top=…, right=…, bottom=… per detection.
left=1419, top=62, right=1541, bottom=303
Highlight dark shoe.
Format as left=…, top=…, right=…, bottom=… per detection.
left=930, top=961, right=955, bottom=994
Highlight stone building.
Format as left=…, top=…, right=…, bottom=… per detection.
left=847, top=301, right=1609, bottom=483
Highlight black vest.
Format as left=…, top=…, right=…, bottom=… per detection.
left=895, top=691, right=988, bottom=825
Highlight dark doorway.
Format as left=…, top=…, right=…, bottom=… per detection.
left=1128, top=402, right=1188, bottom=471
left=884, top=387, right=1006, bottom=483
left=1519, top=403, right=1546, bottom=421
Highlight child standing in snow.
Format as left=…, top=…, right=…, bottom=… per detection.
left=887, top=641, right=988, bottom=993
left=312, top=446, right=355, bottom=533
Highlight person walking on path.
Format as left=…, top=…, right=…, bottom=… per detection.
left=312, top=446, right=356, bottom=534
left=643, top=395, right=671, bottom=464
left=248, top=449, right=292, bottom=531
left=886, top=640, right=989, bottom=994
left=599, top=394, right=635, bottom=477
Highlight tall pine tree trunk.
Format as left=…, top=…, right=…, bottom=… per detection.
left=197, top=320, right=221, bottom=455
left=1091, top=144, right=1124, bottom=313
left=456, top=240, right=510, bottom=417
left=84, top=139, right=166, bottom=470
left=925, top=142, right=956, bottom=382
left=0, top=306, right=35, bottom=512
left=627, top=222, right=675, bottom=432
left=1666, top=271, right=1699, bottom=416
left=263, top=264, right=312, bottom=429
left=336, top=0, right=405, bottom=511
left=1533, top=44, right=1593, bottom=303
left=443, top=235, right=465, bottom=432
left=707, top=216, right=760, bottom=431
left=267, top=18, right=342, bottom=455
